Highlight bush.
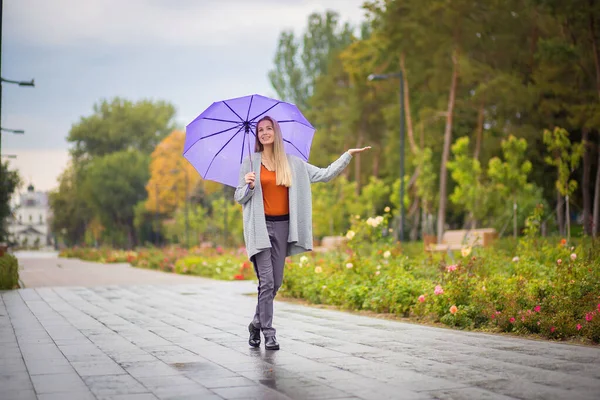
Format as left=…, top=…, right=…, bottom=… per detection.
left=0, top=253, right=19, bottom=290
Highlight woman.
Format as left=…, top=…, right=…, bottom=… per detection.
left=234, top=116, right=370, bottom=350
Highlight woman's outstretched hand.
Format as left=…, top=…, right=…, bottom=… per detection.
left=348, top=146, right=372, bottom=156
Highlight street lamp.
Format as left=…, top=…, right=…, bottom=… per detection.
left=368, top=72, right=406, bottom=242
left=0, top=78, right=35, bottom=87
left=1, top=128, right=24, bottom=134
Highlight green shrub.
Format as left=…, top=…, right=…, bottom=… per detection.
left=0, top=254, right=19, bottom=290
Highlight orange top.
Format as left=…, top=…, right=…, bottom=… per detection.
left=260, top=164, right=289, bottom=216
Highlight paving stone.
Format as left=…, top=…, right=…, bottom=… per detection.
left=37, top=391, right=96, bottom=400
left=150, top=383, right=215, bottom=399
left=31, top=372, right=88, bottom=394
left=25, top=357, right=74, bottom=375
left=83, top=374, right=149, bottom=396
left=0, top=372, right=34, bottom=392
left=0, top=389, right=38, bottom=400
left=70, top=360, right=127, bottom=376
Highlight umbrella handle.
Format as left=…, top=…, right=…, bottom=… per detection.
left=245, top=125, right=253, bottom=172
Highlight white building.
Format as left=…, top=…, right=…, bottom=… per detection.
left=8, top=184, right=53, bottom=248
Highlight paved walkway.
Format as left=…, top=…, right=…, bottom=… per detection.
left=1, top=253, right=599, bottom=400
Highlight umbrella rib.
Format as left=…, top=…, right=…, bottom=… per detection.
left=245, top=95, right=254, bottom=120
left=200, top=117, right=242, bottom=124
left=277, top=119, right=315, bottom=130
left=203, top=126, right=244, bottom=178
left=222, top=101, right=245, bottom=122
left=183, top=124, right=242, bottom=157
left=249, top=102, right=281, bottom=122
left=283, top=138, right=308, bottom=160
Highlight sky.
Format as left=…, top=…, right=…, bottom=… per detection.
left=2, top=0, right=367, bottom=192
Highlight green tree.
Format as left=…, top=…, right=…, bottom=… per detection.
left=269, top=10, right=354, bottom=111
left=68, top=97, right=176, bottom=160
left=81, top=150, right=150, bottom=248
left=48, top=166, right=90, bottom=246
left=487, top=135, right=534, bottom=238
left=0, top=161, right=21, bottom=243
left=543, top=127, right=584, bottom=240
left=414, top=147, right=437, bottom=235
left=447, top=137, right=487, bottom=229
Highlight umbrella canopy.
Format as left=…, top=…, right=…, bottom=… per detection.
left=184, top=94, right=315, bottom=187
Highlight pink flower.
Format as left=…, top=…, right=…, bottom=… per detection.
left=534, top=305, right=541, bottom=313
left=577, top=324, right=582, bottom=331
left=556, top=259, right=562, bottom=265
left=418, top=295, right=426, bottom=303
left=550, top=326, right=556, bottom=333
left=509, top=317, right=516, bottom=323
left=585, top=312, right=594, bottom=322
left=446, top=264, right=457, bottom=272
left=537, top=321, right=541, bottom=326
left=434, top=285, right=444, bottom=295
left=570, top=253, right=577, bottom=261
left=521, top=316, right=525, bottom=322
left=449, top=305, right=458, bottom=314
left=495, top=311, right=501, bottom=315
left=597, top=304, right=600, bottom=312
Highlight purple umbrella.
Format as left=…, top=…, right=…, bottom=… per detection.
left=183, top=94, right=315, bottom=187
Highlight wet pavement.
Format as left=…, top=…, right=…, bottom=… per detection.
left=1, top=253, right=599, bottom=399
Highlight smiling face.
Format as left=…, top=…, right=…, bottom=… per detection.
left=257, top=119, right=275, bottom=147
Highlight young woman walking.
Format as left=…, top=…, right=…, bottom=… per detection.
left=234, top=116, right=370, bottom=350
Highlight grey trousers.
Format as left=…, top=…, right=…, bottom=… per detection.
left=251, top=219, right=289, bottom=337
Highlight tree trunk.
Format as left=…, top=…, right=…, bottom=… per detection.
left=354, top=127, right=365, bottom=195
left=557, top=191, right=565, bottom=236
left=400, top=53, right=417, bottom=154
left=513, top=199, right=518, bottom=238
left=437, top=49, right=459, bottom=243
left=473, top=99, right=485, bottom=161
left=590, top=0, right=600, bottom=100
left=582, top=128, right=592, bottom=235
left=410, top=197, right=420, bottom=241
left=594, top=144, right=600, bottom=237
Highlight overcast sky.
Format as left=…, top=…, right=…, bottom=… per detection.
left=2, top=0, right=367, bottom=191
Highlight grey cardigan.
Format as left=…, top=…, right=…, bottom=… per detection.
left=234, top=151, right=353, bottom=260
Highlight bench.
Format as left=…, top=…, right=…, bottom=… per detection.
left=426, top=228, right=497, bottom=252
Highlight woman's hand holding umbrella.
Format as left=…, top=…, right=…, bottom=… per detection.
left=245, top=172, right=256, bottom=189
left=347, top=146, right=372, bottom=155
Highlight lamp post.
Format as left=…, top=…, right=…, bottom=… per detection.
left=368, top=72, right=406, bottom=242
left=1, top=0, right=36, bottom=174
left=170, top=167, right=189, bottom=248
left=1, top=128, right=24, bottom=134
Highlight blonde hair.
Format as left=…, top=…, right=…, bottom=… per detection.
left=255, top=116, right=292, bottom=187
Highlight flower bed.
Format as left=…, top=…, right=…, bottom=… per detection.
left=60, top=246, right=251, bottom=280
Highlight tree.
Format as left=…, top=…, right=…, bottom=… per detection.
left=447, top=137, right=487, bottom=229
left=48, top=165, right=90, bottom=247
left=81, top=150, right=150, bottom=248
left=269, top=10, right=354, bottom=111
left=543, top=127, right=584, bottom=241
left=145, top=130, right=219, bottom=215
left=68, top=97, right=176, bottom=161
left=0, top=161, right=21, bottom=243
left=487, top=135, right=534, bottom=238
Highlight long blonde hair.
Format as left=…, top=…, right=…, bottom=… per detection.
left=255, top=116, right=292, bottom=187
